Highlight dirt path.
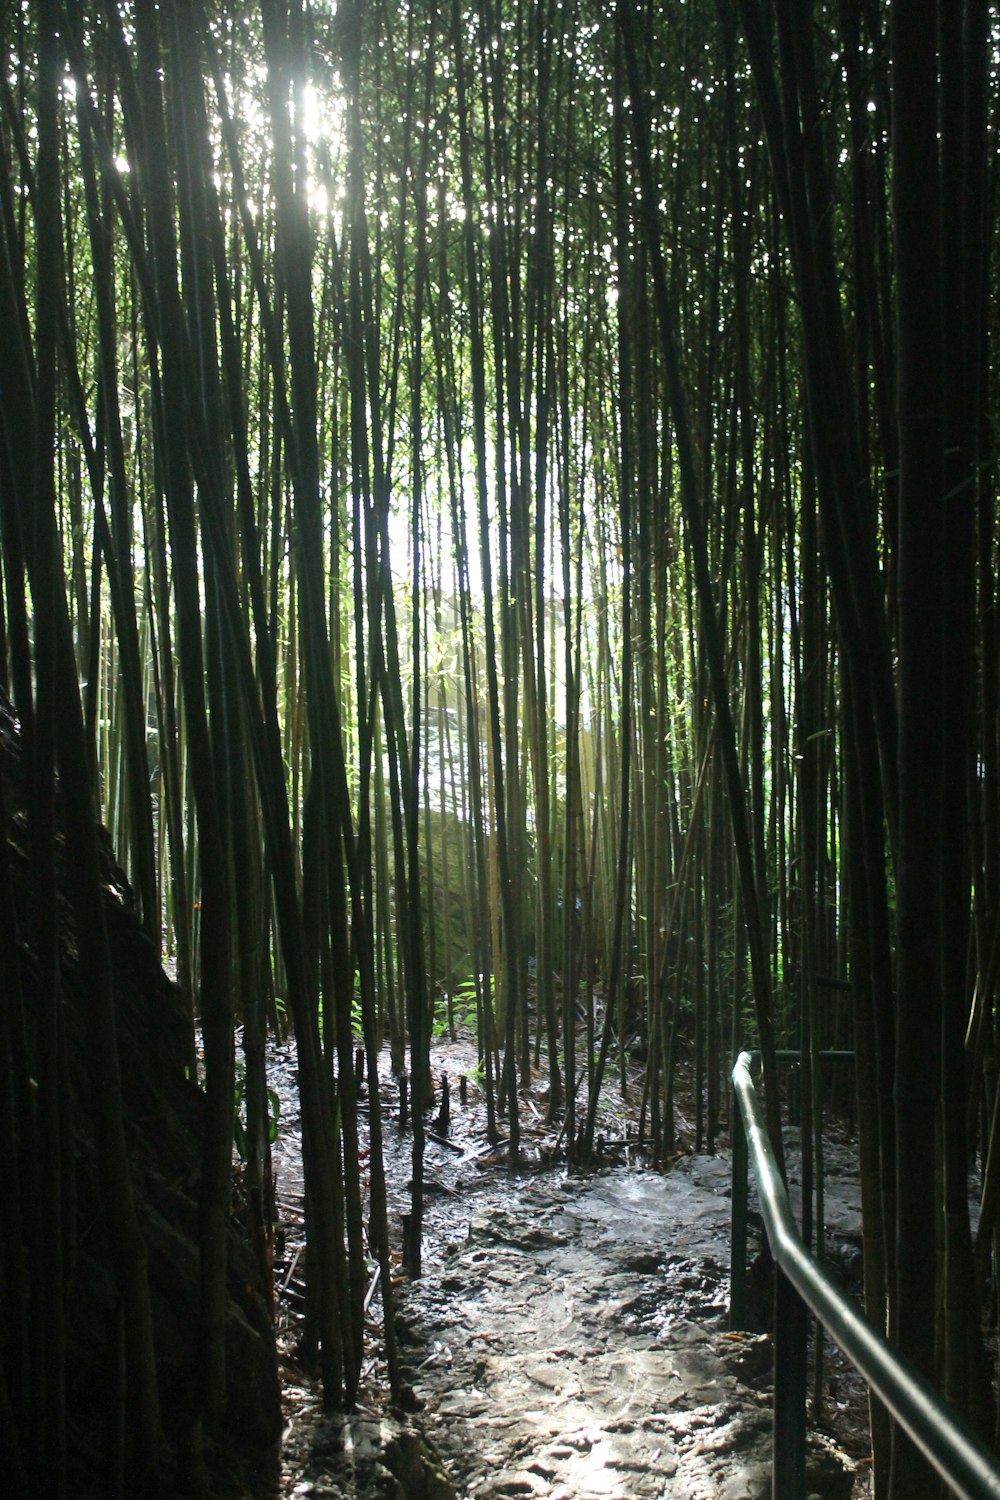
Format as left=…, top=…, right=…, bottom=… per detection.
left=275, top=1044, right=865, bottom=1500
left=391, top=1165, right=856, bottom=1500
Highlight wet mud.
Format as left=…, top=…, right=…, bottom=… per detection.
left=273, top=1040, right=867, bottom=1500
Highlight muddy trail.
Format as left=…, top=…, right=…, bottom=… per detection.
left=270, top=1039, right=868, bottom=1500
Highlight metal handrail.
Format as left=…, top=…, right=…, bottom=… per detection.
left=731, top=1049, right=1000, bottom=1500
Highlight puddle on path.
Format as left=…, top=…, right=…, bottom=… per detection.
left=272, top=1041, right=867, bottom=1500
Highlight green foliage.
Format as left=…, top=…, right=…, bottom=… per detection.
left=233, top=1064, right=281, bottom=1163
left=435, top=972, right=484, bottom=1037
left=353, top=971, right=363, bottom=1042
left=422, top=805, right=478, bottom=992
left=464, top=1056, right=487, bottom=1090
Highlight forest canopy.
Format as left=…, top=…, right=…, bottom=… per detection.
left=0, top=1, right=997, bottom=1496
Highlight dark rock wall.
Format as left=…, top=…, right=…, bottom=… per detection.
left=0, top=692, right=281, bottom=1496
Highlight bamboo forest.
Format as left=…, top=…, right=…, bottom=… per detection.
left=2, top=0, right=999, bottom=1496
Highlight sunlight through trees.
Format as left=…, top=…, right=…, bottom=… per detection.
left=0, top=2, right=996, bottom=1495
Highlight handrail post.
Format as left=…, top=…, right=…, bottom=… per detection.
left=773, top=1263, right=807, bottom=1498
left=730, top=1073, right=749, bottom=1330
left=732, top=1049, right=1000, bottom=1500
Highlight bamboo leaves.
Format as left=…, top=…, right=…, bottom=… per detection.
left=5, top=4, right=1000, bottom=1488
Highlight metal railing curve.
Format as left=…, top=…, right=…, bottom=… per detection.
left=730, top=1049, right=1000, bottom=1500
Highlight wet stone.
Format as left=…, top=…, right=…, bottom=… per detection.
left=474, top=1471, right=547, bottom=1496
left=392, top=1158, right=859, bottom=1500
left=468, top=1208, right=570, bottom=1250
left=436, top=1391, right=490, bottom=1416
left=720, top=1331, right=773, bottom=1385
left=279, top=1039, right=862, bottom=1500
left=523, top=1361, right=571, bottom=1393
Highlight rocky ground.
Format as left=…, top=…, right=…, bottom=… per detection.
left=272, top=1038, right=869, bottom=1500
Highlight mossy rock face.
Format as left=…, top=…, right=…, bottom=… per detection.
left=0, top=692, right=281, bottom=1497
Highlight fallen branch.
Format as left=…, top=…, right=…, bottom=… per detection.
left=426, top=1128, right=464, bottom=1154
